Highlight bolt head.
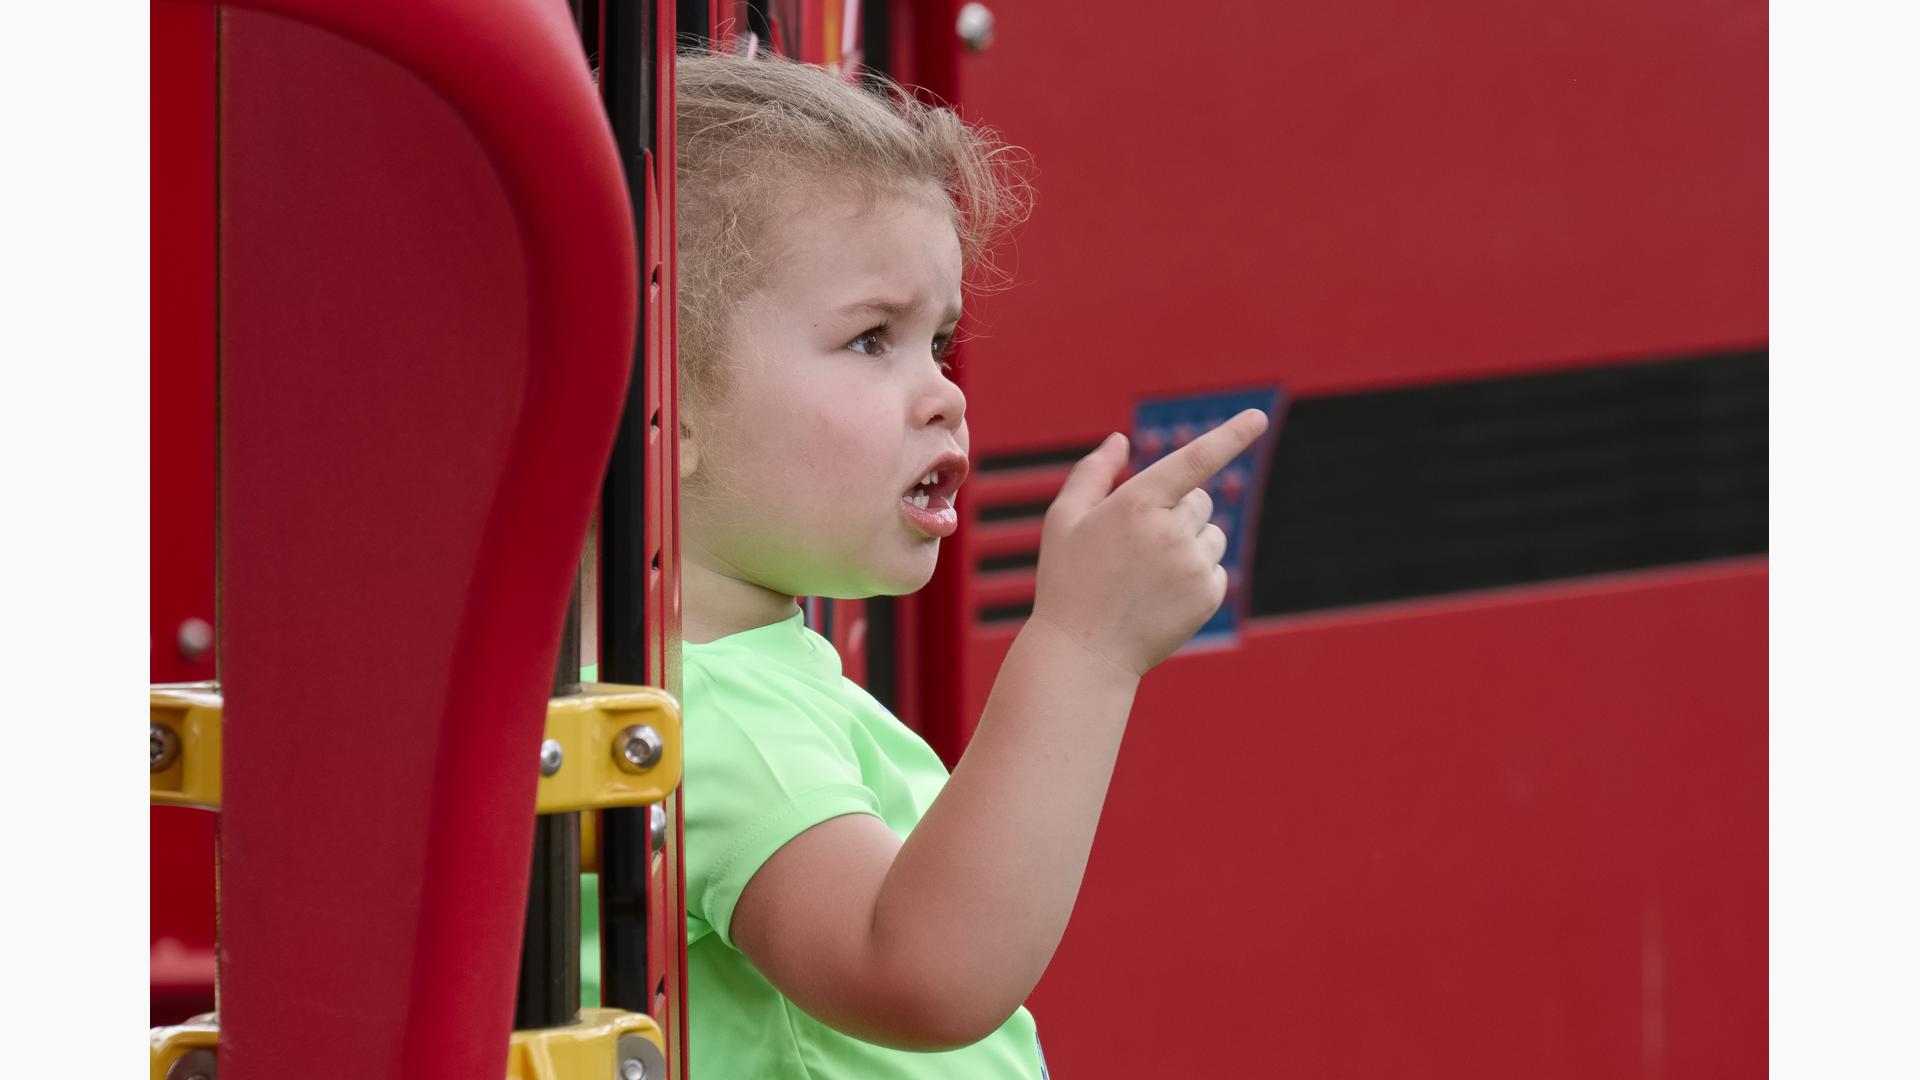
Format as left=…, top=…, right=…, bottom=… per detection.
left=956, top=2, right=995, bottom=51
left=616, top=1033, right=664, bottom=1080
left=615, top=725, right=664, bottom=773
left=539, top=739, right=565, bottom=777
left=151, top=723, right=181, bottom=773
left=166, top=1048, right=218, bottom=1080
left=177, top=617, right=214, bottom=663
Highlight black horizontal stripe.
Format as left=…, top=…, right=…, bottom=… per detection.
left=978, top=601, right=1036, bottom=625
left=976, top=499, right=1053, bottom=524
left=976, top=443, right=1104, bottom=473
left=1248, top=349, right=1768, bottom=616
left=978, top=550, right=1041, bottom=574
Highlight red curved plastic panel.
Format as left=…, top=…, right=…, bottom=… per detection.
left=209, top=2, right=636, bottom=1077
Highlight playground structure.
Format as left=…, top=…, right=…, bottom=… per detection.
left=151, top=1, right=1767, bottom=1077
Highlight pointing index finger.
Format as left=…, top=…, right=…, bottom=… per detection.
left=1124, top=409, right=1269, bottom=506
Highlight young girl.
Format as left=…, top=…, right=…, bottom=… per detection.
left=672, top=51, right=1266, bottom=1077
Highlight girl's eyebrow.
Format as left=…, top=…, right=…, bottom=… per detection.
left=834, top=298, right=963, bottom=325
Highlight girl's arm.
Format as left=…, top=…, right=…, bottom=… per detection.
left=730, top=410, right=1269, bottom=1049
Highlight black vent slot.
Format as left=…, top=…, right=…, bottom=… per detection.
left=1248, top=349, right=1768, bottom=617
left=979, top=550, right=1041, bottom=574
left=977, top=499, right=1054, bottom=524
left=977, top=444, right=1104, bottom=472
left=968, top=440, right=1101, bottom=626
left=979, top=602, right=1036, bottom=624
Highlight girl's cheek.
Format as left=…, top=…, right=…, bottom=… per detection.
left=809, top=394, right=894, bottom=457
left=822, top=433, right=896, bottom=504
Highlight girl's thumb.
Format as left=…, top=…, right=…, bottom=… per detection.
left=1052, top=431, right=1129, bottom=516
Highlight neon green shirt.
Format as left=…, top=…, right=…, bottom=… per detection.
left=677, top=607, right=1048, bottom=1079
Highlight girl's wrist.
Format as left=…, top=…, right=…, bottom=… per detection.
left=1019, top=611, right=1145, bottom=687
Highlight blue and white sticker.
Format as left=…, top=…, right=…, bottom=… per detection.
left=1129, top=385, right=1287, bottom=650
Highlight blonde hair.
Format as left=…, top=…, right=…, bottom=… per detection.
left=675, top=49, right=1033, bottom=425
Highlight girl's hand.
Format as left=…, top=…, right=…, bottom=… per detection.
left=1028, top=409, right=1269, bottom=678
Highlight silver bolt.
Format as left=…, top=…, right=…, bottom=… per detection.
left=956, top=2, right=994, bottom=52
left=177, top=617, right=214, bottom=662
left=614, top=725, right=664, bottom=773
left=167, top=1048, right=218, bottom=1080
left=539, top=739, right=565, bottom=777
left=649, top=804, right=668, bottom=850
left=151, top=723, right=181, bottom=773
left=616, top=1034, right=664, bottom=1080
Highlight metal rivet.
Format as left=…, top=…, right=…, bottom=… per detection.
left=614, top=725, right=664, bottom=773
left=177, top=618, right=214, bottom=663
left=649, top=804, right=668, bottom=851
left=956, top=2, right=994, bottom=52
left=166, top=1048, right=218, bottom=1080
left=539, top=739, right=565, bottom=777
left=151, top=723, right=181, bottom=773
left=616, top=1034, right=664, bottom=1080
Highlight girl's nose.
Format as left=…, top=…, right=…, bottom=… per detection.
left=919, top=367, right=967, bottom=430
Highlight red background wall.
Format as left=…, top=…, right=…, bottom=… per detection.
left=922, top=1, right=1767, bottom=1075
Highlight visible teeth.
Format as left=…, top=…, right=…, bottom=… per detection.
left=918, top=470, right=939, bottom=487
left=909, top=492, right=931, bottom=508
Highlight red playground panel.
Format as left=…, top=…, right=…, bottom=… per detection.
left=156, top=1, right=637, bottom=1076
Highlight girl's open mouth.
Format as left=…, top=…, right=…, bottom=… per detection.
left=900, top=459, right=966, bottom=538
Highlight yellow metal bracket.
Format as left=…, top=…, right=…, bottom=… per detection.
left=507, top=1008, right=667, bottom=1080
left=151, top=684, right=222, bottom=810
left=148, top=683, right=681, bottom=814
left=536, top=684, right=682, bottom=814
left=150, top=1010, right=663, bottom=1080
left=149, top=1019, right=217, bottom=1080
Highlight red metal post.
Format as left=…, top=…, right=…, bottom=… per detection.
left=150, top=0, right=220, bottom=1024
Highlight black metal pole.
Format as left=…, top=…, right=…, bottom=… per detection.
left=514, top=812, right=582, bottom=1029
left=597, top=0, right=661, bottom=1015
left=599, top=797, right=654, bottom=1010
left=513, top=586, right=583, bottom=1030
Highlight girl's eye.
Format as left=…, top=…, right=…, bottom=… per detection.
left=847, top=324, right=959, bottom=373
left=847, top=325, right=889, bottom=356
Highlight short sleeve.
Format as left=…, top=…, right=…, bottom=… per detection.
left=681, top=661, right=883, bottom=948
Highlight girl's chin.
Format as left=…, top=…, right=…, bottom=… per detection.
left=866, top=551, right=941, bottom=597
left=783, top=554, right=936, bottom=602
left=870, top=568, right=937, bottom=598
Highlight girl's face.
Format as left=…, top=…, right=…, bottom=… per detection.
left=683, top=183, right=970, bottom=601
